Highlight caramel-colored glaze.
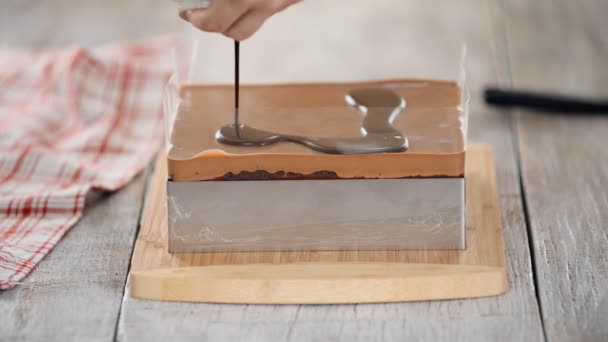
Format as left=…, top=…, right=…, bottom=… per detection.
left=168, top=79, right=465, bottom=181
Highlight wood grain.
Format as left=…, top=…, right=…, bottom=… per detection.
left=118, top=1, right=544, bottom=340
left=502, top=0, right=608, bottom=340
left=0, top=0, right=176, bottom=47
left=0, top=176, right=146, bottom=341
left=132, top=263, right=505, bottom=304
left=0, top=1, right=173, bottom=341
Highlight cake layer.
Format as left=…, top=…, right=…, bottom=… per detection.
left=168, top=79, right=465, bottom=181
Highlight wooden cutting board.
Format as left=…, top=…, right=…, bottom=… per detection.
left=129, top=144, right=507, bottom=304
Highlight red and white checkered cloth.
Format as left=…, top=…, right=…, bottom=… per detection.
left=0, top=38, right=174, bottom=290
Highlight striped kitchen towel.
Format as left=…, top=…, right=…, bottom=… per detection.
left=0, top=38, right=174, bottom=290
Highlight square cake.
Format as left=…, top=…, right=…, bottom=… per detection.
left=165, top=79, right=467, bottom=252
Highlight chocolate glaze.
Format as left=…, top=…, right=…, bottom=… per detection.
left=215, top=88, right=408, bottom=155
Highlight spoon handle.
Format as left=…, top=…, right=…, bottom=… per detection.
left=485, top=87, right=608, bottom=113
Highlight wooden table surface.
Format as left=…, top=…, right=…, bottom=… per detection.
left=1, top=0, right=607, bottom=341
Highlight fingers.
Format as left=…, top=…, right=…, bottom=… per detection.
left=185, top=0, right=248, bottom=34
left=185, top=0, right=301, bottom=41
left=224, top=9, right=270, bottom=41
left=224, top=0, right=300, bottom=40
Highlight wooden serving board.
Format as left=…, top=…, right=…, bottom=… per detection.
left=129, top=144, right=507, bottom=304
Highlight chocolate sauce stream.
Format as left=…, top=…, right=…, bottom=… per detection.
left=234, top=40, right=240, bottom=137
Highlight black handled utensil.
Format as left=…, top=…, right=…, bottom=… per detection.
left=484, top=87, right=608, bottom=113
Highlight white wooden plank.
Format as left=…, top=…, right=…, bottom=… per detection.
left=0, top=1, right=174, bottom=340
left=503, top=0, right=608, bottom=340
left=0, top=177, right=146, bottom=341
left=0, top=0, right=176, bottom=47
left=117, top=1, right=544, bottom=341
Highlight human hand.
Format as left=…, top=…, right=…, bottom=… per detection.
left=182, top=0, right=300, bottom=41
